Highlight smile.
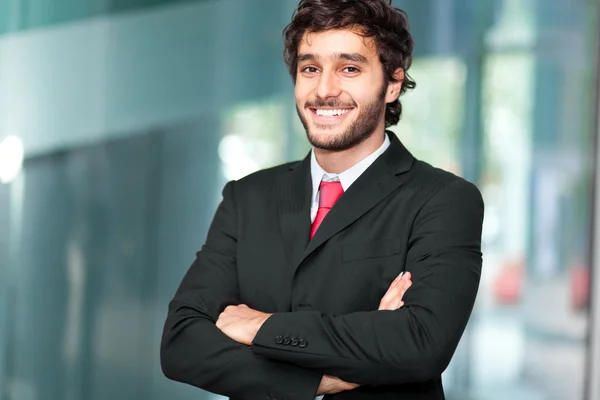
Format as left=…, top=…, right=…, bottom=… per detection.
left=309, top=108, right=355, bottom=121
left=314, top=108, right=353, bottom=116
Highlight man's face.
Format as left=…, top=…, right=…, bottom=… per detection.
left=295, top=29, right=395, bottom=151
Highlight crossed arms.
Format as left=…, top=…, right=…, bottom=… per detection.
left=214, top=271, right=413, bottom=395
left=160, top=178, right=484, bottom=399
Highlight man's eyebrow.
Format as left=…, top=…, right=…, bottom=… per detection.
left=334, top=53, right=368, bottom=63
left=298, top=53, right=317, bottom=62
left=297, top=52, right=369, bottom=64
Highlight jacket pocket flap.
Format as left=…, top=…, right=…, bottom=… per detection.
left=342, top=239, right=401, bottom=262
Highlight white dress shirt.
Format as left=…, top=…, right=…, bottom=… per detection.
left=310, top=133, right=391, bottom=222
left=309, top=133, right=390, bottom=400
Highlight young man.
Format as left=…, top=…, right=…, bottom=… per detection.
left=161, top=0, right=484, bottom=399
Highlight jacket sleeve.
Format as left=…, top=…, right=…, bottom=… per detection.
left=251, top=179, right=484, bottom=387
left=160, top=181, right=322, bottom=400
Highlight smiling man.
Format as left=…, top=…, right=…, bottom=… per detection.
left=160, top=1, right=484, bottom=399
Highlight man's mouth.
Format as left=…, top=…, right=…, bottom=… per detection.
left=309, top=107, right=355, bottom=119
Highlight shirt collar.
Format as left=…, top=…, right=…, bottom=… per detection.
left=310, top=132, right=391, bottom=205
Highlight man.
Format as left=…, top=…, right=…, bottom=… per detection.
left=161, top=0, right=484, bottom=399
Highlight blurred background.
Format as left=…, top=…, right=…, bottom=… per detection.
left=0, top=0, right=599, bottom=399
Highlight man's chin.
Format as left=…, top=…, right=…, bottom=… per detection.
left=307, top=131, right=357, bottom=152
left=307, top=120, right=349, bottom=139
left=307, top=130, right=341, bottom=148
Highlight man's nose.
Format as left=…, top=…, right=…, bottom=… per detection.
left=316, top=71, right=342, bottom=100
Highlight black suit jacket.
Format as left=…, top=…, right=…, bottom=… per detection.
left=161, top=131, right=484, bottom=400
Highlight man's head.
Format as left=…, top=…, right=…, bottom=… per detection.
left=283, top=0, right=416, bottom=151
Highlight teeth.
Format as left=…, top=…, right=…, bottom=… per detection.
left=315, top=108, right=351, bottom=117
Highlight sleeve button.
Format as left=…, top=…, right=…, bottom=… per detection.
left=275, top=336, right=284, bottom=344
left=283, top=337, right=291, bottom=345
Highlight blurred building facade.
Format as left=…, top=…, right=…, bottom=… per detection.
left=0, top=0, right=599, bottom=399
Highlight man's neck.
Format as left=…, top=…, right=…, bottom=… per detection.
left=314, top=130, right=386, bottom=174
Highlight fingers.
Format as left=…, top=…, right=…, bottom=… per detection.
left=319, top=375, right=360, bottom=394
left=389, top=271, right=405, bottom=287
left=340, top=381, right=360, bottom=390
left=379, top=285, right=408, bottom=310
left=378, top=271, right=412, bottom=310
left=390, top=271, right=411, bottom=288
left=398, top=271, right=411, bottom=283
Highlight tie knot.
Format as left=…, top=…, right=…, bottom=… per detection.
left=319, top=181, right=344, bottom=209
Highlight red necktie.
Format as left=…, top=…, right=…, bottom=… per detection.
left=310, top=181, right=344, bottom=239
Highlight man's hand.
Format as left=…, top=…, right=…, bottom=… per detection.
left=315, top=272, right=412, bottom=395
left=379, top=271, right=412, bottom=310
left=216, top=304, right=272, bottom=345
left=317, top=375, right=360, bottom=395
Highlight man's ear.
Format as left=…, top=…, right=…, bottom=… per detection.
left=385, top=68, right=405, bottom=103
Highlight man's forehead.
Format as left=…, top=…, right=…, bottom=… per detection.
left=299, top=29, right=377, bottom=54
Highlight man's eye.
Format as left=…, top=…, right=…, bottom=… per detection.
left=344, top=67, right=360, bottom=73
left=302, top=66, right=318, bottom=73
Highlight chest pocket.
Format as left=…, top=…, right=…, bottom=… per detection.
left=342, top=238, right=401, bottom=262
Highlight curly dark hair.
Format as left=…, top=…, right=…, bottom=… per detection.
left=283, top=0, right=416, bottom=127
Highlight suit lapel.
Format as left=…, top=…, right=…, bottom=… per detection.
left=301, top=169, right=403, bottom=258
left=276, top=154, right=312, bottom=272
left=293, top=132, right=415, bottom=274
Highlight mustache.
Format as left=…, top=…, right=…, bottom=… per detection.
left=305, top=99, right=357, bottom=108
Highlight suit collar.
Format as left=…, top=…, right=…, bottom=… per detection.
left=309, top=132, right=391, bottom=204
left=277, top=153, right=312, bottom=275
left=280, top=130, right=415, bottom=275
left=291, top=130, right=414, bottom=174
left=381, top=130, right=415, bottom=175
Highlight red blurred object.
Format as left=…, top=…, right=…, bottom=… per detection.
left=493, top=260, right=524, bottom=304
left=569, top=264, right=589, bottom=311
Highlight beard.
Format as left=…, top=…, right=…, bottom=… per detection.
left=296, top=84, right=387, bottom=151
